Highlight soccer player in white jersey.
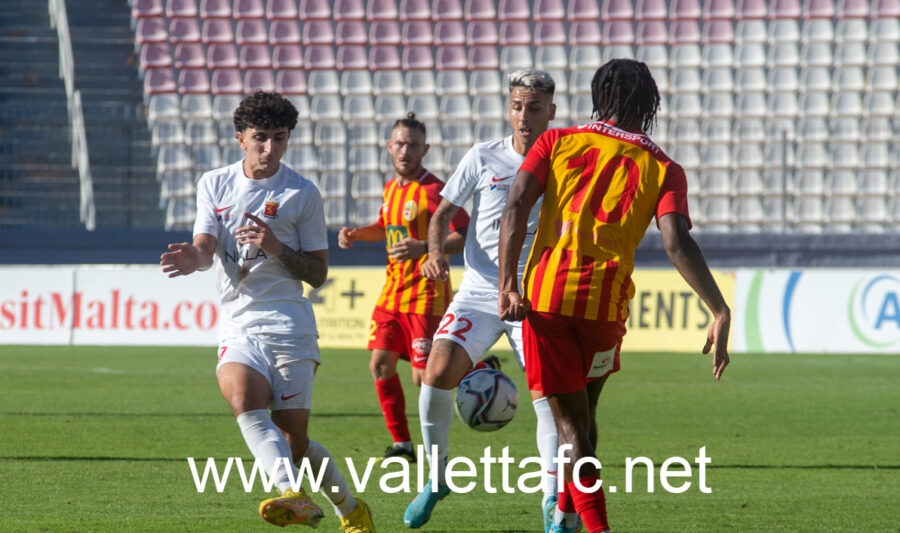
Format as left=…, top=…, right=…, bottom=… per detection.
left=160, top=91, right=375, bottom=533
left=404, top=71, right=560, bottom=532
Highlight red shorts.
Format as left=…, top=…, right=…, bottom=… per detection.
left=367, top=307, right=442, bottom=369
left=523, top=310, right=626, bottom=396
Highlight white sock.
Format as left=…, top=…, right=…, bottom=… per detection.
left=419, top=384, right=453, bottom=486
left=554, top=507, right=579, bottom=528
left=236, top=409, right=296, bottom=493
left=533, top=397, right=559, bottom=505
left=301, top=440, right=357, bottom=517
left=393, top=441, right=413, bottom=451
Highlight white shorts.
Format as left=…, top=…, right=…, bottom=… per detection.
left=216, top=334, right=319, bottom=410
left=433, top=286, right=526, bottom=370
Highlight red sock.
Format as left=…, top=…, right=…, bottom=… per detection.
left=374, top=375, right=410, bottom=443
left=457, top=361, right=488, bottom=385
left=558, top=482, right=575, bottom=512
left=567, top=477, right=609, bottom=533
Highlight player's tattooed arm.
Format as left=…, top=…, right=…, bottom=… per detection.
left=422, top=199, right=462, bottom=280
left=277, top=246, right=328, bottom=288
left=427, top=199, right=461, bottom=255
left=235, top=212, right=328, bottom=287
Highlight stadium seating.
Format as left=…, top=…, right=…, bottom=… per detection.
left=132, top=0, right=900, bottom=232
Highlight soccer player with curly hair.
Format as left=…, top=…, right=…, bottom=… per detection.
left=161, top=91, right=375, bottom=532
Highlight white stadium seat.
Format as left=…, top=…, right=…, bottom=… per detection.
left=133, top=0, right=900, bottom=233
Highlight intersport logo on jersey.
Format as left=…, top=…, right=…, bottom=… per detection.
left=0, top=266, right=219, bottom=345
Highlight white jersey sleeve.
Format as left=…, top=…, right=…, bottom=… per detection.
left=441, top=146, right=482, bottom=208
left=295, top=186, right=328, bottom=253
left=451, top=136, right=538, bottom=292
left=193, top=171, right=219, bottom=239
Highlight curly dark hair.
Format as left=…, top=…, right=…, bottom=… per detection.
left=392, top=112, right=426, bottom=135
left=591, top=59, right=660, bottom=133
left=233, top=90, right=299, bottom=132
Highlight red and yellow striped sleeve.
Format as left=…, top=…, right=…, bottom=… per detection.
left=520, top=128, right=564, bottom=190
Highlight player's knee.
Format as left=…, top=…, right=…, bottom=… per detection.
left=555, top=416, right=584, bottom=447
left=371, top=364, right=395, bottom=380
left=422, top=344, right=447, bottom=381
left=424, top=353, right=469, bottom=389
left=369, top=352, right=396, bottom=380
left=223, top=390, right=260, bottom=416
left=229, top=401, right=260, bottom=417
left=225, top=398, right=245, bottom=417
left=422, top=357, right=444, bottom=385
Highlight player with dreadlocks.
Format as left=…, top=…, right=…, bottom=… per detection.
left=498, top=58, right=731, bottom=533
left=589, top=58, right=660, bottom=132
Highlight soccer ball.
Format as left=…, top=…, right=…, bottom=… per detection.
left=455, top=368, right=518, bottom=432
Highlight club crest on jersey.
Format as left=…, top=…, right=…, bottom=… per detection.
left=264, top=199, right=279, bottom=218
left=403, top=200, right=418, bottom=221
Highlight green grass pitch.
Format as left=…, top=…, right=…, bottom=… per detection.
left=0, top=346, right=897, bottom=532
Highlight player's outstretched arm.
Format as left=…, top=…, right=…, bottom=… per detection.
left=160, top=234, right=216, bottom=278
left=338, top=223, right=386, bottom=249
left=422, top=198, right=461, bottom=280
left=659, top=212, right=731, bottom=380
left=498, top=170, right=542, bottom=322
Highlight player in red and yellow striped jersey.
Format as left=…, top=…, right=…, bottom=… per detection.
left=519, top=121, right=686, bottom=323
left=498, top=60, right=731, bottom=533
left=338, top=113, right=469, bottom=462
left=373, top=168, right=464, bottom=317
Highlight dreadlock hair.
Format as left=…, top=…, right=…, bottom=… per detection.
left=590, top=59, right=660, bottom=133
left=233, top=90, right=298, bottom=132
left=393, top=112, right=426, bottom=135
